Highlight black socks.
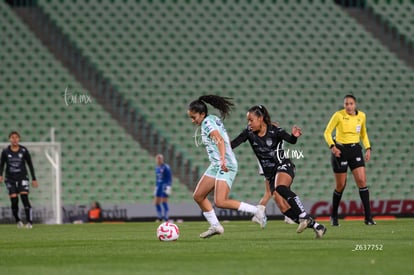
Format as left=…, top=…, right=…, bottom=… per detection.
left=359, top=187, right=372, bottom=219
left=11, top=197, right=20, bottom=222
left=20, top=194, right=33, bottom=224
left=276, top=185, right=305, bottom=217
left=332, top=190, right=343, bottom=217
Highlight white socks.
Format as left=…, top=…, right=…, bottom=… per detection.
left=204, top=203, right=262, bottom=226
left=238, top=202, right=258, bottom=215
left=203, top=209, right=220, bottom=227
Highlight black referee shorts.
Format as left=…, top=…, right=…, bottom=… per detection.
left=331, top=143, right=365, bottom=173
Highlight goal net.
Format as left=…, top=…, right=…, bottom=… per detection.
left=0, top=142, right=62, bottom=224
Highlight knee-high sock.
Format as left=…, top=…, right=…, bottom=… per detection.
left=238, top=202, right=258, bottom=215
left=11, top=197, right=20, bottom=222
left=155, top=204, right=162, bottom=219
left=282, top=209, right=299, bottom=224
left=359, top=187, right=372, bottom=219
left=162, top=202, right=169, bottom=220
left=275, top=186, right=306, bottom=218
left=203, top=209, right=220, bottom=227
left=332, top=190, right=343, bottom=217
left=283, top=208, right=317, bottom=228
left=20, top=194, right=32, bottom=224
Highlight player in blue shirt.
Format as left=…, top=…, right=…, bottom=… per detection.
left=154, top=154, right=172, bottom=221
left=187, top=95, right=266, bottom=238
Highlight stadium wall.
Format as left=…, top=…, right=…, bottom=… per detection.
left=47, top=200, right=414, bottom=223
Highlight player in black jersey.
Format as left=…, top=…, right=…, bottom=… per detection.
left=0, top=131, right=38, bottom=228
left=231, top=105, right=327, bottom=238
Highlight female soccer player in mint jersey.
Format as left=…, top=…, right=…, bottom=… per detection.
left=232, top=105, right=327, bottom=238
left=187, top=95, right=266, bottom=238
left=324, top=95, right=375, bottom=226
left=0, top=131, right=38, bottom=228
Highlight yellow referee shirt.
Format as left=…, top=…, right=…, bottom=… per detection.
left=324, top=109, right=371, bottom=149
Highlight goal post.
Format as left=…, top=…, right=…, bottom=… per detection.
left=0, top=141, right=62, bottom=224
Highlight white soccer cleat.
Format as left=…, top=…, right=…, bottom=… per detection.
left=25, top=223, right=33, bottom=229
left=297, top=216, right=312, bottom=233
left=17, top=221, right=24, bottom=229
left=284, top=216, right=296, bottom=224
left=199, top=225, right=224, bottom=238
left=252, top=205, right=267, bottom=229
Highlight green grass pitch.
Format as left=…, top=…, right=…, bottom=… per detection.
left=1, top=219, right=413, bottom=275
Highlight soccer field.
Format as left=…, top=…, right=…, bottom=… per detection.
left=1, top=219, right=413, bottom=275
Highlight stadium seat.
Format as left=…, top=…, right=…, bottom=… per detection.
left=366, top=0, right=414, bottom=42
left=2, top=0, right=412, bottom=204
left=0, top=1, right=188, bottom=206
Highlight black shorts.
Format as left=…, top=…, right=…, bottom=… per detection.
left=331, top=143, right=365, bottom=173
left=5, top=179, right=30, bottom=195
left=267, top=159, right=296, bottom=193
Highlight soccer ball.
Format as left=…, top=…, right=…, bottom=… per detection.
left=157, top=222, right=180, bottom=241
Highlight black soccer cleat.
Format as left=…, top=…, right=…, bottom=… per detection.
left=364, top=217, right=376, bottom=225
left=314, top=224, right=327, bottom=239
left=330, top=216, right=340, bottom=226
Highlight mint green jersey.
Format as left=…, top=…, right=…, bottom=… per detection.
left=201, top=115, right=237, bottom=169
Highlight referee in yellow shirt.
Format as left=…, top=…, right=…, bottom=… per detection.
left=324, top=95, right=375, bottom=226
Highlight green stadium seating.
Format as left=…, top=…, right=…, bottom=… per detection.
left=366, top=0, right=414, bottom=43
left=2, top=0, right=413, bottom=205
left=33, top=0, right=414, bottom=202
left=0, top=1, right=192, bottom=207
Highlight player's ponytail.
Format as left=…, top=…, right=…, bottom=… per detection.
left=188, top=95, right=234, bottom=120
left=248, top=105, right=272, bottom=126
